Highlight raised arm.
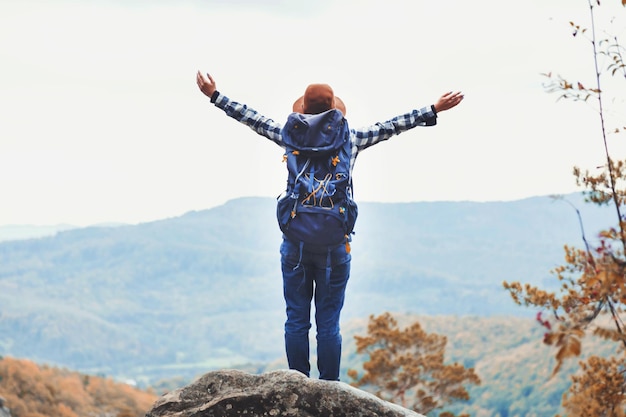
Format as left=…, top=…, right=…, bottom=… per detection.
left=196, top=71, right=284, bottom=146
left=353, top=91, right=464, bottom=150
left=197, top=71, right=218, bottom=98
left=433, top=91, right=464, bottom=113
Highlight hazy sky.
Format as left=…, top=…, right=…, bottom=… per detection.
left=1, top=0, right=625, bottom=226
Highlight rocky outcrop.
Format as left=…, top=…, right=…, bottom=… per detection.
left=146, top=369, right=425, bottom=417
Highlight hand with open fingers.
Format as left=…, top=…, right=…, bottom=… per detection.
left=197, top=70, right=217, bottom=98
left=433, top=91, right=464, bottom=113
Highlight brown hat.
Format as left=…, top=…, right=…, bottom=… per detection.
left=292, top=83, right=346, bottom=116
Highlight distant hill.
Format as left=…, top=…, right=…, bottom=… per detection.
left=0, top=223, right=127, bottom=242
left=0, top=193, right=613, bottom=390
left=0, top=224, right=78, bottom=242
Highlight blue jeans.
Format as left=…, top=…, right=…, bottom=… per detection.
left=280, top=237, right=351, bottom=381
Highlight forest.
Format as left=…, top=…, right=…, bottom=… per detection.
left=0, top=356, right=157, bottom=417
left=0, top=314, right=617, bottom=417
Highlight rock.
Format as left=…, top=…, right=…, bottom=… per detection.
left=146, top=369, right=425, bottom=417
left=0, top=396, right=11, bottom=417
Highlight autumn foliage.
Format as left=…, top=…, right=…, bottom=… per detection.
left=0, top=356, right=157, bottom=417
left=503, top=1, right=626, bottom=416
left=347, top=313, right=480, bottom=417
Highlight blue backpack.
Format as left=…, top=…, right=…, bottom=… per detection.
left=276, top=109, right=358, bottom=247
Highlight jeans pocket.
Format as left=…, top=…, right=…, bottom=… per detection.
left=330, top=242, right=351, bottom=267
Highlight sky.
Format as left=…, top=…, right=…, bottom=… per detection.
left=1, top=0, right=625, bottom=227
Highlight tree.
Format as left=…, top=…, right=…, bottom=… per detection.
left=0, top=356, right=157, bottom=417
left=503, top=1, right=626, bottom=416
left=347, top=312, right=480, bottom=417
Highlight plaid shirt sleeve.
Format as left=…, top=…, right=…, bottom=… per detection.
left=211, top=92, right=284, bottom=147
left=352, top=106, right=437, bottom=152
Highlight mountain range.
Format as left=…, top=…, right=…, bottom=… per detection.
left=0, top=192, right=613, bottom=387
